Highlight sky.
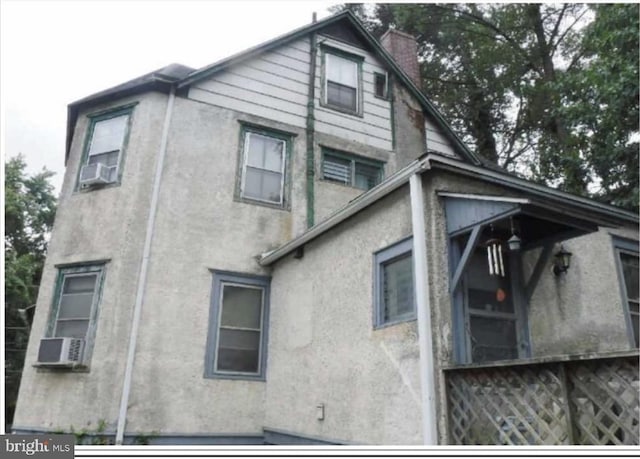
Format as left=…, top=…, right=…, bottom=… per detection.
left=1, top=0, right=338, bottom=192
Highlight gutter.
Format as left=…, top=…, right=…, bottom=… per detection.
left=115, top=87, right=176, bottom=445
left=259, top=157, right=430, bottom=266
left=409, top=170, right=438, bottom=444
left=306, top=32, right=317, bottom=228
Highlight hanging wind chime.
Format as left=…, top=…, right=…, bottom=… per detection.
left=485, top=225, right=505, bottom=277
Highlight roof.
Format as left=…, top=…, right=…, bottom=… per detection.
left=259, top=153, right=638, bottom=266
left=65, top=63, right=194, bottom=164
left=64, top=10, right=481, bottom=166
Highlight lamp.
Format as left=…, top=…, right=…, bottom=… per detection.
left=553, top=245, right=573, bottom=275
left=507, top=217, right=521, bottom=251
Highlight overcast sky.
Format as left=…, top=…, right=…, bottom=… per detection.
left=1, top=0, right=337, bottom=192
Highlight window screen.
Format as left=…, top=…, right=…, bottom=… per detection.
left=87, top=114, right=129, bottom=181
left=242, top=132, right=286, bottom=205
left=326, top=53, right=358, bottom=112
left=54, top=273, right=98, bottom=340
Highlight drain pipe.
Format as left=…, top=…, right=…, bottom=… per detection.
left=115, top=87, right=176, bottom=445
left=409, top=166, right=438, bottom=445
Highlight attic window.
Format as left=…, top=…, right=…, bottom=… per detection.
left=374, top=72, right=388, bottom=99
left=322, top=149, right=383, bottom=191
left=323, top=49, right=362, bottom=115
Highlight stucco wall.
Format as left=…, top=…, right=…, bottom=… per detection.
left=14, top=92, right=170, bottom=432
left=266, top=185, right=422, bottom=445
left=526, top=226, right=638, bottom=356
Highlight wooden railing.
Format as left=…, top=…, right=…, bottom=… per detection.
left=444, top=351, right=639, bottom=445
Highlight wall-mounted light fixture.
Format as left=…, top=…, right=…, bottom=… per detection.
left=553, top=245, right=573, bottom=275
left=507, top=217, right=521, bottom=251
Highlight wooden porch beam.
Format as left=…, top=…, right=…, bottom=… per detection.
left=525, top=243, right=554, bottom=303
left=450, top=224, right=483, bottom=293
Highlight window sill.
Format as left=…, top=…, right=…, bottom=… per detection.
left=319, top=178, right=369, bottom=191
left=373, top=315, right=417, bottom=331
left=319, top=101, right=363, bottom=118
left=234, top=195, right=290, bottom=212
left=204, top=372, right=265, bottom=382
left=74, top=181, right=122, bottom=193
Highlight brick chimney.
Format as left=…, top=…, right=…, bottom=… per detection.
left=380, top=29, right=420, bottom=87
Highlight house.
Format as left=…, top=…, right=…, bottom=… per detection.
left=12, top=11, right=639, bottom=445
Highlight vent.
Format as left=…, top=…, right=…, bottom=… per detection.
left=35, top=337, right=84, bottom=367
left=79, top=163, right=112, bottom=186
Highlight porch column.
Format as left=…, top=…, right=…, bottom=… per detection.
left=409, top=172, right=438, bottom=445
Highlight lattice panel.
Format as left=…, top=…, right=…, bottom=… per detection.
left=447, top=364, right=571, bottom=445
left=567, top=357, right=639, bottom=445
left=446, top=356, right=639, bottom=445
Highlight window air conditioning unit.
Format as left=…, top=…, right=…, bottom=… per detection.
left=79, top=163, right=112, bottom=186
left=35, top=337, right=84, bottom=367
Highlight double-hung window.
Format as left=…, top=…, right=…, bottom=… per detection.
left=206, top=271, right=270, bottom=380
left=46, top=263, right=106, bottom=364
left=373, top=238, right=415, bottom=328
left=239, top=126, right=290, bottom=207
left=79, top=105, right=134, bottom=188
left=613, top=237, right=639, bottom=347
left=322, top=149, right=383, bottom=191
left=324, top=49, right=362, bottom=114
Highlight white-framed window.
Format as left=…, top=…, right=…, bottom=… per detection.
left=205, top=271, right=270, bottom=380
left=78, top=105, right=134, bottom=189
left=46, top=263, right=106, bottom=365
left=612, top=237, right=639, bottom=347
left=322, top=148, right=383, bottom=191
left=239, top=127, right=289, bottom=207
left=323, top=49, right=362, bottom=114
left=373, top=237, right=415, bottom=328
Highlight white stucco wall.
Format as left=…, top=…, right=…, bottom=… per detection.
left=265, top=185, right=423, bottom=445
left=14, top=92, right=171, bottom=432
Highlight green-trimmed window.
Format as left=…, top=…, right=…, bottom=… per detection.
left=613, top=237, right=639, bottom=347
left=78, top=105, right=134, bottom=189
left=205, top=271, right=271, bottom=380
left=374, top=72, right=388, bottom=100
left=322, top=148, right=383, bottom=191
left=323, top=49, right=362, bottom=114
left=46, top=263, right=106, bottom=364
left=238, top=126, right=291, bottom=208
left=373, top=238, right=415, bottom=328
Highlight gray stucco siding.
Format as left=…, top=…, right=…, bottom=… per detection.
left=14, top=92, right=171, bottom=432
left=118, top=97, right=308, bottom=435
left=266, top=185, right=422, bottom=444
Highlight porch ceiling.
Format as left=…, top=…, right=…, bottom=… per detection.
left=441, top=193, right=599, bottom=250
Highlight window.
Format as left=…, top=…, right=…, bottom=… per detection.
left=78, top=105, right=134, bottom=188
left=613, top=237, right=639, bottom=347
left=205, top=271, right=270, bottom=380
left=374, top=238, right=415, bottom=328
left=323, top=49, right=362, bottom=114
left=322, top=149, right=383, bottom=191
left=374, top=72, right=388, bottom=99
left=238, top=126, right=291, bottom=207
left=46, top=263, right=106, bottom=364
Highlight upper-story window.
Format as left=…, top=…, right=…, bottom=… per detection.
left=323, top=48, right=363, bottom=115
left=77, top=105, right=135, bottom=190
left=321, top=148, right=383, bottom=191
left=374, top=72, right=388, bottom=100
left=612, top=236, right=639, bottom=347
left=237, top=125, right=292, bottom=209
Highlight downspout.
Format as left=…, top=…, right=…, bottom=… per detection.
left=115, top=86, right=176, bottom=445
left=409, top=167, right=438, bottom=445
left=306, top=32, right=317, bottom=228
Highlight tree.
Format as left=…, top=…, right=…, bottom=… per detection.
left=558, top=4, right=639, bottom=209
left=335, top=3, right=638, bottom=209
left=5, top=154, right=57, bottom=427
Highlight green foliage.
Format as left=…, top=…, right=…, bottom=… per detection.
left=4, top=154, right=57, bottom=426
left=337, top=3, right=638, bottom=209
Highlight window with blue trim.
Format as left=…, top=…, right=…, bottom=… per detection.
left=373, top=238, right=415, bottom=328
left=205, top=271, right=270, bottom=380
left=612, top=237, right=639, bottom=347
